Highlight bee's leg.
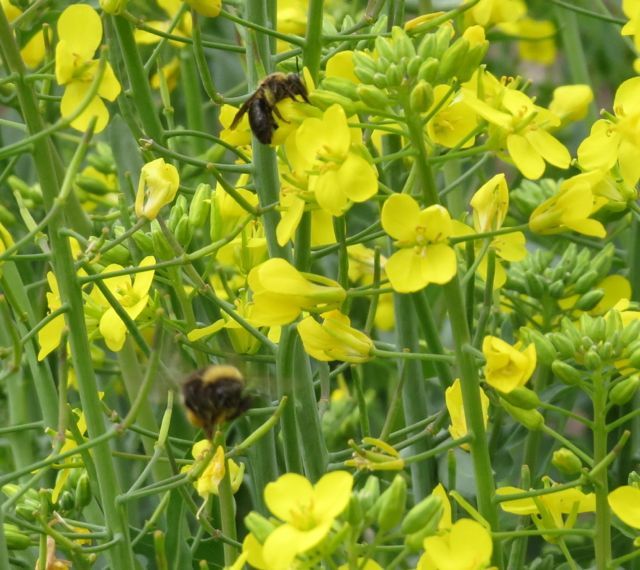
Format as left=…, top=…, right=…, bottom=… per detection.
left=284, top=84, right=310, bottom=103
left=272, top=104, right=289, bottom=123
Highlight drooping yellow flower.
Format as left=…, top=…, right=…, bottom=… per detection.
left=417, top=518, right=493, bottom=570
left=262, top=471, right=353, bottom=569
left=185, top=441, right=244, bottom=498
left=135, top=159, right=180, bottom=220
left=445, top=379, right=489, bottom=449
left=609, top=485, right=640, bottom=528
left=426, top=85, right=478, bottom=149
left=498, top=483, right=595, bottom=543
left=248, top=258, right=346, bottom=326
left=286, top=104, right=378, bottom=217
left=55, top=4, right=121, bottom=132
left=381, top=194, right=457, bottom=293
left=298, top=310, right=374, bottom=363
left=577, top=77, right=640, bottom=187
left=90, top=256, right=156, bottom=352
left=528, top=178, right=607, bottom=237
left=462, top=86, right=570, bottom=179
left=482, top=336, right=537, bottom=393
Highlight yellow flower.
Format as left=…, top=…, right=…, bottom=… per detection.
left=55, top=4, right=121, bottom=133
left=482, top=336, right=537, bottom=393
left=210, top=177, right=258, bottom=241
left=462, top=86, right=570, bottom=179
left=609, top=485, right=640, bottom=528
left=577, top=77, right=640, bottom=187
left=187, top=441, right=244, bottom=498
left=417, top=518, right=493, bottom=570
left=185, top=0, right=222, bottom=18
left=498, top=483, right=595, bottom=543
left=135, top=159, right=180, bottom=220
left=548, top=85, right=593, bottom=125
left=277, top=0, right=307, bottom=53
left=445, top=379, right=489, bottom=449
left=470, top=174, right=509, bottom=232
left=1, top=0, right=48, bottom=68
left=338, top=560, right=382, bottom=570
left=52, top=409, right=89, bottom=503
left=427, top=86, right=478, bottom=149
left=502, top=18, right=557, bottom=65
left=90, top=256, right=156, bottom=352
left=286, top=104, right=378, bottom=217
left=151, top=57, right=181, bottom=92
left=622, top=0, right=640, bottom=50
left=134, top=0, right=192, bottom=45
left=325, top=51, right=359, bottom=83
left=37, top=272, right=67, bottom=361
left=0, top=222, right=14, bottom=276
left=248, top=258, right=346, bottom=326
left=464, top=0, right=526, bottom=27
left=381, top=194, right=457, bottom=293
left=262, top=471, right=353, bottom=569
left=298, top=310, right=373, bottom=363
left=528, top=178, right=607, bottom=237
left=229, top=533, right=268, bottom=570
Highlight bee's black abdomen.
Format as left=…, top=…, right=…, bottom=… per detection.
left=248, top=99, right=277, bottom=144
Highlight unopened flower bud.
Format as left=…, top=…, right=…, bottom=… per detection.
left=552, top=448, right=582, bottom=475
left=500, top=387, right=541, bottom=410
left=500, top=399, right=544, bottom=430
left=609, top=375, right=640, bottom=406
left=3, top=524, right=31, bottom=550
left=584, top=348, right=602, bottom=370
left=552, top=360, right=583, bottom=385
left=135, top=158, right=180, bottom=220
left=575, top=289, right=605, bottom=311
left=99, top=0, right=127, bottom=14
left=526, top=330, right=557, bottom=365
left=401, top=495, right=442, bottom=535
left=309, top=90, right=357, bottom=114
left=376, top=475, right=407, bottom=531
left=357, top=84, right=389, bottom=109
left=244, top=512, right=276, bottom=544
left=548, top=333, right=575, bottom=359
left=410, top=80, right=434, bottom=113
left=189, top=183, right=211, bottom=228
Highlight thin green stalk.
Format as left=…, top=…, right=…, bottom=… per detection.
left=303, top=0, right=324, bottom=81
left=0, top=9, right=135, bottom=567
left=592, top=372, right=611, bottom=569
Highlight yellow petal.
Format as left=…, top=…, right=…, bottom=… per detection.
left=507, top=133, right=545, bottom=179
left=313, top=471, right=354, bottom=521
left=57, top=4, right=102, bottom=60
left=61, top=84, right=109, bottom=133
left=264, top=473, right=314, bottom=523
left=609, top=486, right=640, bottom=529
left=381, top=194, right=420, bottom=242
left=385, top=248, right=429, bottom=293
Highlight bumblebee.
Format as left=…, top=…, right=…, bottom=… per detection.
left=182, top=365, right=252, bottom=438
left=230, top=72, right=309, bottom=144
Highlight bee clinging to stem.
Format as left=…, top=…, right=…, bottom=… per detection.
left=182, top=365, right=252, bottom=439
left=230, top=72, right=309, bottom=144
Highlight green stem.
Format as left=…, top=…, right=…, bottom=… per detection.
left=592, top=372, right=611, bottom=569
left=303, top=0, right=324, bottom=81
left=0, top=9, right=135, bottom=567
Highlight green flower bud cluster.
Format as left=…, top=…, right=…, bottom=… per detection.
left=54, top=467, right=93, bottom=514
left=511, top=178, right=557, bottom=219
left=504, top=243, right=616, bottom=329
left=2, top=484, right=40, bottom=522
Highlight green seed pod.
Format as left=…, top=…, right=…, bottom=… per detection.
left=309, top=90, right=358, bottom=114
left=375, top=36, right=396, bottom=64
left=500, top=387, right=541, bottom=410
left=584, top=348, right=602, bottom=370
left=132, top=230, right=154, bottom=254
left=401, top=495, right=442, bottom=535
left=575, top=289, right=605, bottom=311
left=410, top=80, right=434, bottom=113
left=574, top=270, right=599, bottom=294
left=404, top=515, right=441, bottom=551
left=376, top=475, right=407, bottom=531
left=620, top=319, right=640, bottom=347
left=322, top=77, right=360, bottom=100
left=4, top=524, right=31, bottom=550
left=244, top=512, right=276, bottom=544
left=435, top=38, right=470, bottom=83
left=75, top=174, right=114, bottom=196
left=551, top=448, right=582, bottom=475
left=189, top=183, right=211, bottom=228
left=174, top=214, right=193, bottom=249
left=391, top=26, right=416, bottom=59
left=609, top=375, right=640, bottom=406
left=552, top=360, right=583, bottom=385
left=407, top=54, right=423, bottom=78
left=527, top=330, right=557, bottom=365
left=417, top=57, right=439, bottom=84
left=548, top=280, right=565, bottom=299
left=500, top=399, right=544, bottom=430
left=548, top=333, right=576, bottom=359
left=357, top=84, right=389, bottom=110
left=74, top=472, right=92, bottom=511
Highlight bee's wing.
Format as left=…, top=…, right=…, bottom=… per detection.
left=229, top=97, right=254, bottom=130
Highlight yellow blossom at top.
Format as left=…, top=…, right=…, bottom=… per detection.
left=381, top=194, right=457, bottom=293
left=577, top=77, right=640, bottom=187
left=248, top=258, right=346, bottom=326
left=464, top=0, right=526, bottom=28
left=622, top=0, right=640, bottom=50
left=90, top=256, right=156, bottom=352
left=344, top=437, right=405, bottom=471
left=285, top=104, right=378, bottom=217
left=297, top=310, right=374, bottom=363
left=185, top=441, right=244, bottom=498
left=55, top=4, right=121, bottom=133
left=417, top=518, right=493, bottom=570
left=501, top=18, right=557, bottom=65
left=528, top=177, right=607, bottom=238
left=135, top=158, right=180, bottom=220
left=262, top=471, right=353, bottom=569
left=498, top=483, right=595, bottom=543
left=608, top=485, right=640, bottom=529
left=482, top=336, right=537, bottom=393
left=445, top=379, right=489, bottom=449
left=462, top=86, right=570, bottom=179
left=426, top=85, right=478, bottom=149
